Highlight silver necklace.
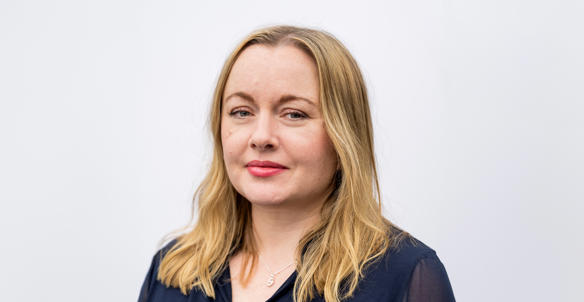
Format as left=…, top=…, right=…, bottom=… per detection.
left=260, top=256, right=296, bottom=287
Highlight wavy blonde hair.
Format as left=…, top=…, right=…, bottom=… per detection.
left=157, top=25, right=405, bottom=302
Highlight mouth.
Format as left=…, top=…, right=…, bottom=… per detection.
left=246, top=160, right=288, bottom=177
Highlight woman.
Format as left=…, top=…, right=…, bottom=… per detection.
left=138, top=25, right=455, bottom=302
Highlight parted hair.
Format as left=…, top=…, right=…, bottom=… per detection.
left=157, top=25, right=406, bottom=302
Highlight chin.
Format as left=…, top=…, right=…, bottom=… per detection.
left=246, top=196, right=288, bottom=206
left=240, top=189, right=288, bottom=206
left=239, top=183, right=290, bottom=205
left=247, top=199, right=287, bottom=207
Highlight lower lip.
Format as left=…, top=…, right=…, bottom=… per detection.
left=247, top=166, right=286, bottom=177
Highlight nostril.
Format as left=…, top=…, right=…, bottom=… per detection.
left=251, top=142, right=274, bottom=151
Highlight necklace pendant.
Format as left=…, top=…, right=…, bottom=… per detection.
left=266, top=274, right=275, bottom=287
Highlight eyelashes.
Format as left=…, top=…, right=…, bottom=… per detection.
left=229, top=110, right=252, bottom=118
left=284, top=111, right=308, bottom=120
left=228, top=109, right=309, bottom=121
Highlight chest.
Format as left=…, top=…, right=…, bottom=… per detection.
left=148, top=274, right=404, bottom=302
left=229, top=269, right=294, bottom=302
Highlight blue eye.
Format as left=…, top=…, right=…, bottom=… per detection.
left=229, top=110, right=251, bottom=118
left=285, top=111, right=308, bottom=120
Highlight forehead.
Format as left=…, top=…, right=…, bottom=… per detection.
left=223, top=44, right=319, bottom=104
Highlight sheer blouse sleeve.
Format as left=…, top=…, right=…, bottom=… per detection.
left=137, top=252, right=158, bottom=302
left=403, top=253, right=455, bottom=302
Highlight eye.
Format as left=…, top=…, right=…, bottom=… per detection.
left=284, top=110, right=308, bottom=120
left=229, top=109, right=252, bottom=118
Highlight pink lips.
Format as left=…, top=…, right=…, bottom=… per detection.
left=246, top=160, right=288, bottom=177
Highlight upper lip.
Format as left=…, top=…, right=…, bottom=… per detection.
left=246, top=160, right=288, bottom=169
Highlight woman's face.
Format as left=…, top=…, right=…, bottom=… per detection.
left=221, top=44, right=337, bottom=209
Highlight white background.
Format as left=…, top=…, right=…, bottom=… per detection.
left=1, top=0, right=582, bottom=301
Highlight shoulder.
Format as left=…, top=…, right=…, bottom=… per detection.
left=383, top=231, right=439, bottom=272
left=138, top=239, right=187, bottom=302
left=146, top=239, right=180, bottom=280
left=352, top=229, right=450, bottom=301
left=382, top=232, right=456, bottom=301
left=154, top=239, right=180, bottom=266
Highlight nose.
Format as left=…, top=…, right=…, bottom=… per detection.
left=249, top=114, right=278, bottom=151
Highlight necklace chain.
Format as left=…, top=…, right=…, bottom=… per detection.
left=260, top=255, right=296, bottom=287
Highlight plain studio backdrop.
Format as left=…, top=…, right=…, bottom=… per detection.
left=1, top=0, right=582, bottom=301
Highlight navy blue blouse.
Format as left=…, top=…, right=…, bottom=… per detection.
left=138, top=236, right=455, bottom=302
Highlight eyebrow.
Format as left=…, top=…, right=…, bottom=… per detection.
left=224, top=91, right=316, bottom=107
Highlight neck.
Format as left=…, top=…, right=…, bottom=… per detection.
left=250, top=199, right=323, bottom=266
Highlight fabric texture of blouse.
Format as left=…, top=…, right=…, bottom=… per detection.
left=138, top=235, right=455, bottom=302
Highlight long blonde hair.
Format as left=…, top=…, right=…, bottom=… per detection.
left=158, top=25, right=405, bottom=302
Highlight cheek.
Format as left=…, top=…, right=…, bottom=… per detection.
left=221, top=124, right=234, bottom=160
left=318, top=140, right=338, bottom=171
left=291, top=127, right=336, bottom=168
left=221, top=124, right=248, bottom=162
